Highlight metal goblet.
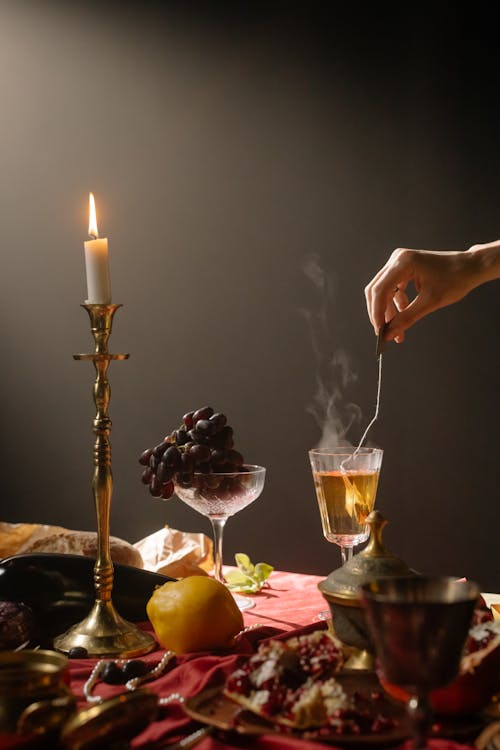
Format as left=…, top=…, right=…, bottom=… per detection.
left=360, top=576, right=479, bottom=750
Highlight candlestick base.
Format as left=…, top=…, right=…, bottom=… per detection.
left=53, top=600, right=155, bottom=658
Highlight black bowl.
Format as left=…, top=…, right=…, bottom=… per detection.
left=0, top=553, right=175, bottom=647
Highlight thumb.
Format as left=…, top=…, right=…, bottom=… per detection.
left=387, top=294, right=431, bottom=337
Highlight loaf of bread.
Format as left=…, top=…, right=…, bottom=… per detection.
left=0, top=523, right=53, bottom=560
left=23, top=532, right=143, bottom=568
left=0, top=523, right=143, bottom=568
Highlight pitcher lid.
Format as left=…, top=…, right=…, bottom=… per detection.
left=318, top=510, right=418, bottom=603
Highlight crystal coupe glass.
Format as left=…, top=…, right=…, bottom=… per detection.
left=309, top=447, right=383, bottom=566
left=174, top=465, right=266, bottom=611
left=361, top=577, right=479, bottom=750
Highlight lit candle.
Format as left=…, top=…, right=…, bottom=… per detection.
left=83, top=193, right=112, bottom=304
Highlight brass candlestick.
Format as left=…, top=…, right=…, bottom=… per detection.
left=54, top=304, right=155, bottom=658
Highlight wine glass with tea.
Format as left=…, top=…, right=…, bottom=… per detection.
left=174, top=465, right=266, bottom=611
left=360, top=576, right=479, bottom=750
left=309, top=447, right=383, bottom=566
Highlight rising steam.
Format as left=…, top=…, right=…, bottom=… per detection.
left=300, top=254, right=362, bottom=449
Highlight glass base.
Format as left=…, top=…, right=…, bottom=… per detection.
left=326, top=533, right=369, bottom=548
left=232, top=593, right=256, bottom=611
left=317, top=609, right=331, bottom=621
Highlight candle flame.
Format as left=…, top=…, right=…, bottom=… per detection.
left=88, top=192, right=99, bottom=239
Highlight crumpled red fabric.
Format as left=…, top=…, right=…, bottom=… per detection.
left=0, top=622, right=478, bottom=750
left=64, top=620, right=477, bottom=750
left=0, top=572, right=480, bottom=750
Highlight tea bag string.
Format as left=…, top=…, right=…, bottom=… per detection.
left=354, top=352, right=382, bottom=455
left=341, top=353, right=382, bottom=473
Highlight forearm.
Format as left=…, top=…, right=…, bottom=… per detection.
left=365, top=241, right=500, bottom=341
left=466, top=240, right=500, bottom=287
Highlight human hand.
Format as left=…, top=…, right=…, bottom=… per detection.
left=364, top=247, right=477, bottom=343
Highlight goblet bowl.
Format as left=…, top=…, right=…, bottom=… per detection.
left=360, top=577, right=480, bottom=692
left=174, top=465, right=265, bottom=518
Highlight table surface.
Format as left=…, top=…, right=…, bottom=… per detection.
left=0, top=552, right=495, bottom=750
left=240, top=568, right=326, bottom=630
left=58, top=569, right=497, bottom=750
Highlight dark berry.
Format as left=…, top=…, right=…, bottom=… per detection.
left=195, top=419, right=215, bottom=437
left=209, top=413, right=227, bottom=431
left=149, top=476, right=162, bottom=497
left=178, top=472, right=194, bottom=487
left=139, top=448, right=153, bottom=466
left=189, top=444, right=211, bottom=464
left=101, top=661, right=126, bottom=685
left=122, top=660, right=149, bottom=680
left=180, top=452, right=195, bottom=472
left=227, top=449, right=244, bottom=468
left=161, top=480, right=175, bottom=499
left=210, top=449, right=227, bottom=465
left=192, top=406, right=214, bottom=423
left=156, top=462, right=174, bottom=484
left=163, top=445, right=181, bottom=470
left=141, top=467, right=153, bottom=484
left=211, top=425, right=234, bottom=450
left=153, top=442, right=168, bottom=459
left=68, top=646, right=88, bottom=659
left=175, top=428, right=189, bottom=446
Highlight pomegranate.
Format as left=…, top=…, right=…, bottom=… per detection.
left=380, top=614, right=500, bottom=716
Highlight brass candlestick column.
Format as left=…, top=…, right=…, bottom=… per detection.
left=54, top=304, right=155, bottom=657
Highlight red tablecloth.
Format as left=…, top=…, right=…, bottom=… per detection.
left=240, top=569, right=326, bottom=630
left=65, top=570, right=477, bottom=750
left=0, top=570, right=478, bottom=750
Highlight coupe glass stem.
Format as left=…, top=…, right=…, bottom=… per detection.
left=340, top=545, right=354, bottom=566
left=408, top=693, right=432, bottom=750
left=210, top=517, right=227, bottom=583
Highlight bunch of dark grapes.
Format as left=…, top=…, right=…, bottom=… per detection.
left=139, top=406, right=245, bottom=500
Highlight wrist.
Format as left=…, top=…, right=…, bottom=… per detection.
left=465, top=241, right=500, bottom=286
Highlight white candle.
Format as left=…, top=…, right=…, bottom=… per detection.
left=83, top=192, right=112, bottom=304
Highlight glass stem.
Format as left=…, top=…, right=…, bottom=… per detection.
left=210, top=517, right=227, bottom=583
left=408, top=693, right=432, bottom=750
left=340, top=545, right=354, bottom=566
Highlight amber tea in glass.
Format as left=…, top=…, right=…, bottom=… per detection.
left=309, top=447, right=383, bottom=564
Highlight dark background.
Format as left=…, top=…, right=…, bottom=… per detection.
left=0, top=2, right=498, bottom=590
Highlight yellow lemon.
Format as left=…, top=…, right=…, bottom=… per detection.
left=146, top=575, right=244, bottom=654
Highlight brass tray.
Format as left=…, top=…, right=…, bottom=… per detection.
left=184, top=671, right=486, bottom=747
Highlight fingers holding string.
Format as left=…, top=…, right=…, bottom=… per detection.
left=392, top=286, right=410, bottom=312
left=381, top=291, right=408, bottom=344
left=365, top=249, right=417, bottom=337
left=365, top=263, right=392, bottom=329
left=385, top=290, right=434, bottom=342
left=384, top=295, right=399, bottom=325
left=370, top=274, right=409, bottom=335
left=376, top=256, right=416, bottom=319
